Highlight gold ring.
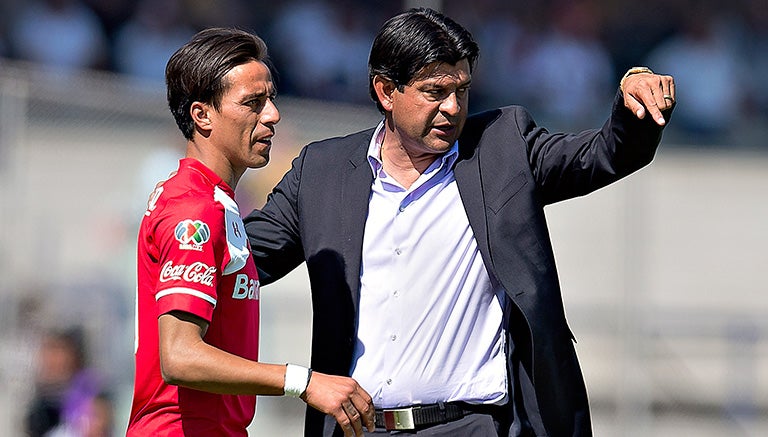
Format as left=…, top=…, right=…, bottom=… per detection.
left=663, top=95, right=674, bottom=101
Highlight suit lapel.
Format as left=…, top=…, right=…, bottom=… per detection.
left=455, top=149, right=490, bottom=267
left=341, top=142, right=374, bottom=311
left=455, top=116, right=492, bottom=268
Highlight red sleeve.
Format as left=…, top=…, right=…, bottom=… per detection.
left=152, top=194, right=226, bottom=322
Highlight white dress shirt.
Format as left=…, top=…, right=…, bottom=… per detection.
left=351, top=122, right=508, bottom=408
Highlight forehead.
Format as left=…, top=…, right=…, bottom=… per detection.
left=222, top=60, right=274, bottom=94
left=412, top=59, right=471, bottom=85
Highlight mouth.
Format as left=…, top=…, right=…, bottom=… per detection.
left=431, top=124, right=456, bottom=137
left=254, top=133, right=274, bottom=146
left=254, top=126, right=276, bottom=145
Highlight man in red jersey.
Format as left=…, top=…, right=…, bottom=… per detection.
left=128, top=28, right=374, bottom=437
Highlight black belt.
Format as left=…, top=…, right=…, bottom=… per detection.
left=374, top=402, right=485, bottom=431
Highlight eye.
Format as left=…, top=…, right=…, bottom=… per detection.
left=424, top=88, right=447, bottom=101
left=244, top=98, right=266, bottom=111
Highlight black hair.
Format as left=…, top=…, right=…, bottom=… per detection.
left=166, top=28, right=272, bottom=139
left=368, top=8, right=479, bottom=113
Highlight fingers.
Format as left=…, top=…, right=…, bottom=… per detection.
left=664, top=80, right=676, bottom=106
left=622, top=73, right=675, bottom=126
left=351, top=390, right=375, bottom=432
left=333, top=397, right=371, bottom=436
left=338, top=387, right=374, bottom=435
left=331, top=405, right=355, bottom=437
left=342, top=401, right=364, bottom=436
left=624, top=93, right=647, bottom=121
left=302, top=373, right=374, bottom=436
left=655, top=75, right=675, bottom=109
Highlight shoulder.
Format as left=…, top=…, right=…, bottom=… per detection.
left=462, top=105, right=539, bottom=139
left=143, top=187, right=225, bottom=257
left=281, top=127, right=376, bottom=174
left=146, top=171, right=224, bottom=227
left=303, top=128, right=376, bottom=156
left=459, top=106, right=537, bottom=157
left=466, top=105, right=534, bottom=128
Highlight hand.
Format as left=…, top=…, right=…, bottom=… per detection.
left=301, top=372, right=375, bottom=436
left=621, top=72, right=675, bottom=126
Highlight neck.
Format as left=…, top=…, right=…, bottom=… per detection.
left=186, top=140, right=241, bottom=189
left=380, top=137, right=439, bottom=190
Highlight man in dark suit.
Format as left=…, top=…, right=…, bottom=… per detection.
left=243, top=7, right=675, bottom=436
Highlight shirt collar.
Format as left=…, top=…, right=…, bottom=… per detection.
left=180, top=157, right=236, bottom=198
left=366, top=120, right=460, bottom=178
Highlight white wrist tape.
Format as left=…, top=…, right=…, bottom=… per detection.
left=284, top=364, right=311, bottom=398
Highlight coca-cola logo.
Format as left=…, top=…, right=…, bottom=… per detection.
left=159, top=261, right=216, bottom=286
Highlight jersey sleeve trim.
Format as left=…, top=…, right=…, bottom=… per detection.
left=156, top=287, right=217, bottom=307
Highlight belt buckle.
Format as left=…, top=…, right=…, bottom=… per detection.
left=383, top=407, right=415, bottom=430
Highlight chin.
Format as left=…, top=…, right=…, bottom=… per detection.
left=431, top=139, right=455, bottom=152
left=248, top=157, right=269, bottom=169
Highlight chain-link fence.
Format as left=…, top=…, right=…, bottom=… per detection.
left=1, top=59, right=766, bottom=436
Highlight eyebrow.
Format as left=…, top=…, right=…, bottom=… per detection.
left=424, top=78, right=472, bottom=89
left=240, top=87, right=276, bottom=101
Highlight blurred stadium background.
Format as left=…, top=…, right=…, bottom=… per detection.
left=0, top=0, right=766, bottom=435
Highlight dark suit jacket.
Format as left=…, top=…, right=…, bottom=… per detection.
left=243, top=91, right=670, bottom=436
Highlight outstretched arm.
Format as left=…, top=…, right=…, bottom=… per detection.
left=523, top=66, right=675, bottom=204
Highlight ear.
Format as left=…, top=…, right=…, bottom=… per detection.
left=190, top=101, right=213, bottom=135
left=373, top=75, right=397, bottom=112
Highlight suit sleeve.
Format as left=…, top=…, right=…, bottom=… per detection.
left=522, top=89, right=673, bottom=204
left=243, top=146, right=308, bottom=285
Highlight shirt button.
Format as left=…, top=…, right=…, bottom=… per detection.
left=386, top=379, right=392, bottom=385
left=393, top=290, right=399, bottom=297
left=390, top=334, right=397, bottom=341
left=395, top=248, right=402, bottom=255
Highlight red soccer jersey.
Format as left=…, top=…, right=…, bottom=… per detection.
left=128, top=158, right=260, bottom=436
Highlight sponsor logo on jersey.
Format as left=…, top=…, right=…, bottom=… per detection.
left=232, top=274, right=260, bottom=300
left=159, top=261, right=216, bottom=286
left=174, top=219, right=210, bottom=251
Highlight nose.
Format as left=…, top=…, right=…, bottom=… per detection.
left=439, top=92, right=461, bottom=116
left=263, top=99, right=281, bottom=125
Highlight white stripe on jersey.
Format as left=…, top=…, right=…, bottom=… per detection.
left=156, top=287, right=217, bottom=307
left=214, top=186, right=250, bottom=275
